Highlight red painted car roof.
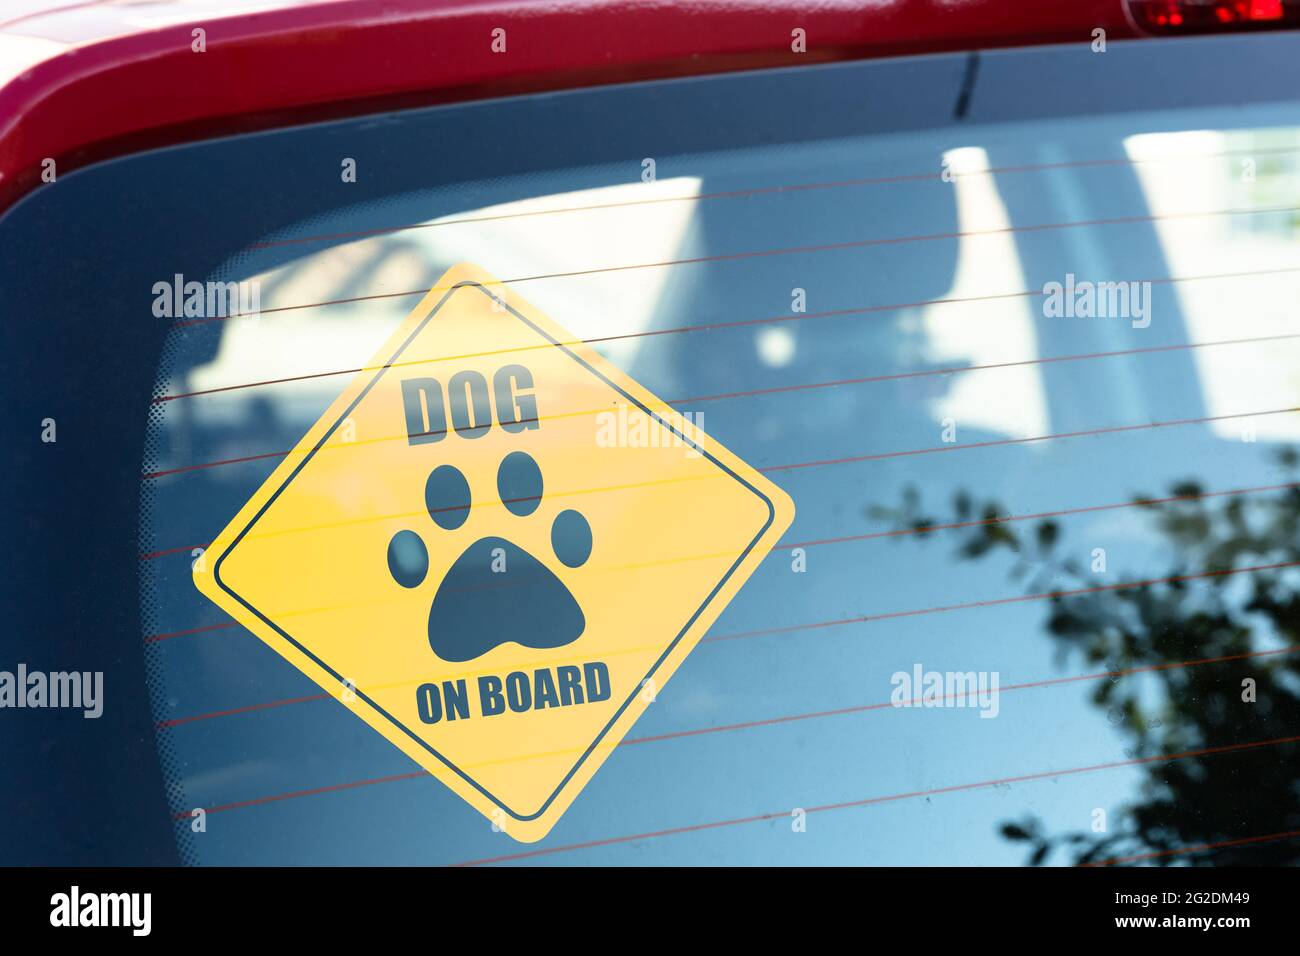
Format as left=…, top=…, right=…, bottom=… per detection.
left=0, top=0, right=1139, bottom=216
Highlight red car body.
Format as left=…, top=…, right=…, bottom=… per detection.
left=0, top=0, right=1144, bottom=216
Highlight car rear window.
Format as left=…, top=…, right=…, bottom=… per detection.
left=5, top=31, right=1300, bottom=865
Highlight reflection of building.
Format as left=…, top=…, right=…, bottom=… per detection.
left=1128, top=130, right=1300, bottom=442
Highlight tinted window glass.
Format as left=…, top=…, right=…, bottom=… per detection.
left=5, top=33, right=1300, bottom=865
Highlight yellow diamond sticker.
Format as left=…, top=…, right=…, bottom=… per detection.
left=194, top=263, right=795, bottom=842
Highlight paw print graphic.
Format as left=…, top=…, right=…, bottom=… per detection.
left=386, top=451, right=593, bottom=663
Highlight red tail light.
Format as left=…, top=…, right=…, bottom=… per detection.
left=1129, top=0, right=1299, bottom=32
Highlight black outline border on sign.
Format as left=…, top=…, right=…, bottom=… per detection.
left=213, top=281, right=777, bottom=822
